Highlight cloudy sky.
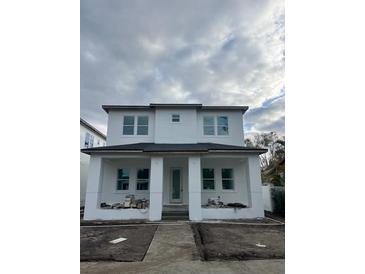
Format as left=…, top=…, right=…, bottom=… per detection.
left=81, top=0, right=284, bottom=137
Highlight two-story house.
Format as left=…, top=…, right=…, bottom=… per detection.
left=80, top=118, right=106, bottom=207
left=81, top=104, right=266, bottom=221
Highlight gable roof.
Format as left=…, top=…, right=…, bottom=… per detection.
left=81, top=142, right=267, bottom=155
left=102, top=104, right=249, bottom=114
left=80, top=118, right=107, bottom=140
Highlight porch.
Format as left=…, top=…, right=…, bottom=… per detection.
left=83, top=153, right=264, bottom=221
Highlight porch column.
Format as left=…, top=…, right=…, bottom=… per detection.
left=247, top=155, right=265, bottom=217
left=84, top=156, right=103, bottom=220
left=149, top=156, right=164, bottom=221
left=188, top=155, right=202, bottom=221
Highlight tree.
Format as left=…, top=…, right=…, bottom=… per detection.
left=245, top=132, right=285, bottom=185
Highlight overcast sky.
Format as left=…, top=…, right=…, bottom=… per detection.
left=81, top=0, right=284, bottom=137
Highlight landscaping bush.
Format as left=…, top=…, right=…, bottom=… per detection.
left=271, top=187, right=285, bottom=216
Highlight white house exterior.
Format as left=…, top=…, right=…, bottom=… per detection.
left=82, top=104, right=266, bottom=221
left=80, top=118, right=106, bottom=206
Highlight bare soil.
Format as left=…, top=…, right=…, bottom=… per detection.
left=80, top=225, right=157, bottom=261
left=192, top=223, right=285, bottom=261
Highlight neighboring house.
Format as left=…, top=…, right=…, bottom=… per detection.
left=80, top=118, right=106, bottom=207
left=81, top=104, right=267, bottom=221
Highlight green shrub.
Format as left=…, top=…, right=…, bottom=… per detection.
left=271, top=187, right=285, bottom=216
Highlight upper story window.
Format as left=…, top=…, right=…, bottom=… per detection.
left=172, top=114, right=180, bottom=122
left=217, top=116, right=229, bottom=135
left=203, top=116, right=229, bottom=136
left=84, top=132, right=94, bottom=148
left=137, top=116, right=149, bottom=135
left=123, top=116, right=135, bottom=135
left=203, top=116, right=215, bottom=135
left=123, top=115, right=149, bottom=135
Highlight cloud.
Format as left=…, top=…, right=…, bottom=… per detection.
left=81, top=0, right=285, bottom=135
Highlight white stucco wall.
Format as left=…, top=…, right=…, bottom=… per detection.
left=154, top=108, right=198, bottom=143
left=105, top=107, right=244, bottom=146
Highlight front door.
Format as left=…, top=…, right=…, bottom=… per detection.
left=170, top=168, right=182, bottom=203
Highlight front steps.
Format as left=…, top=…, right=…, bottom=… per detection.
left=162, top=204, right=189, bottom=220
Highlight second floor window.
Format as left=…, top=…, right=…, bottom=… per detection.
left=217, top=116, right=229, bottom=135
left=203, top=116, right=215, bottom=135
left=123, top=115, right=149, bottom=135
left=172, top=114, right=180, bottom=122
left=137, top=116, right=149, bottom=135
left=203, top=116, right=229, bottom=136
left=84, top=132, right=94, bottom=148
left=123, top=116, right=135, bottom=135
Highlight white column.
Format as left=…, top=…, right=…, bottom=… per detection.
left=149, top=157, right=164, bottom=221
left=188, top=155, right=202, bottom=221
left=83, top=156, right=103, bottom=220
left=247, top=155, right=265, bottom=217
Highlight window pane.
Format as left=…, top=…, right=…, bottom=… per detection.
left=118, top=169, right=129, bottom=179
left=203, top=168, right=214, bottom=179
left=117, top=179, right=129, bottom=190
left=123, top=125, right=134, bottom=135
left=204, top=125, right=215, bottom=135
left=137, top=116, right=148, bottom=126
left=84, top=132, right=90, bottom=147
left=124, top=116, right=134, bottom=125
left=137, top=125, right=148, bottom=135
left=89, top=135, right=94, bottom=147
left=217, top=125, right=229, bottom=135
left=172, top=114, right=180, bottom=122
left=137, top=181, right=149, bottom=190
left=203, top=179, right=215, bottom=190
left=222, top=168, right=233, bottom=179
left=217, top=116, right=228, bottom=126
left=137, top=169, right=149, bottom=179
left=222, top=179, right=234, bottom=190
left=203, top=116, right=214, bottom=126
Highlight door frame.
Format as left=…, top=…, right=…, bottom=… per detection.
left=170, top=167, right=183, bottom=203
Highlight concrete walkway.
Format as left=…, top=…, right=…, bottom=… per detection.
left=80, top=223, right=284, bottom=274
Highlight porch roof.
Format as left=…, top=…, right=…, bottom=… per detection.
left=81, top=142, right=267, bottom=155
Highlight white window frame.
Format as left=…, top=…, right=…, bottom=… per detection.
left=202, top=168, right=215, bottom=191
left=122, top=115, right=149, bottom=136
left=221, top=168, right=235, bottom=191
left=203, top=115, right=229, bottom=136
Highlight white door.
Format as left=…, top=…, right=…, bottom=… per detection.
left=170, top=168, right=182, bottom=203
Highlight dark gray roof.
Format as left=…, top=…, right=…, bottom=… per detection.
left=80, top=118, right=107, bottom=139
left=102, top=104, right=249, bottom=114
left=81, top=142, right=267, bottom=155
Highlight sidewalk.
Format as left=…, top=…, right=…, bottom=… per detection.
left=81, top=223, right=284, bottom=274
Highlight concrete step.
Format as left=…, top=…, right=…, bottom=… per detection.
left=162, top=211, right=189, bottom=217
left=161, top=215, right=190, bottom=221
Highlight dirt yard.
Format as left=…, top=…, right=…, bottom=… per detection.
left=80, top=225, right=158, bottom=262
left=192, top=223, right=285, bottom=261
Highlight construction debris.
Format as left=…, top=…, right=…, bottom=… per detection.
left=109, top=237, right=127, bottom=244
left=203, top=198, right=247, bottom=208
left=100, top=195, right=149, bottom=210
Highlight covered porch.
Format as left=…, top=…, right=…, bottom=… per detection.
left=83, top=151, right=265, bottom=221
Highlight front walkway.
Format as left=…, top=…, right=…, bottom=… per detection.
left=80, top=223, right=284, bottom=274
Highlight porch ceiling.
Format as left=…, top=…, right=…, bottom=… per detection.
left=81, top=142, right=267, bottom=155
